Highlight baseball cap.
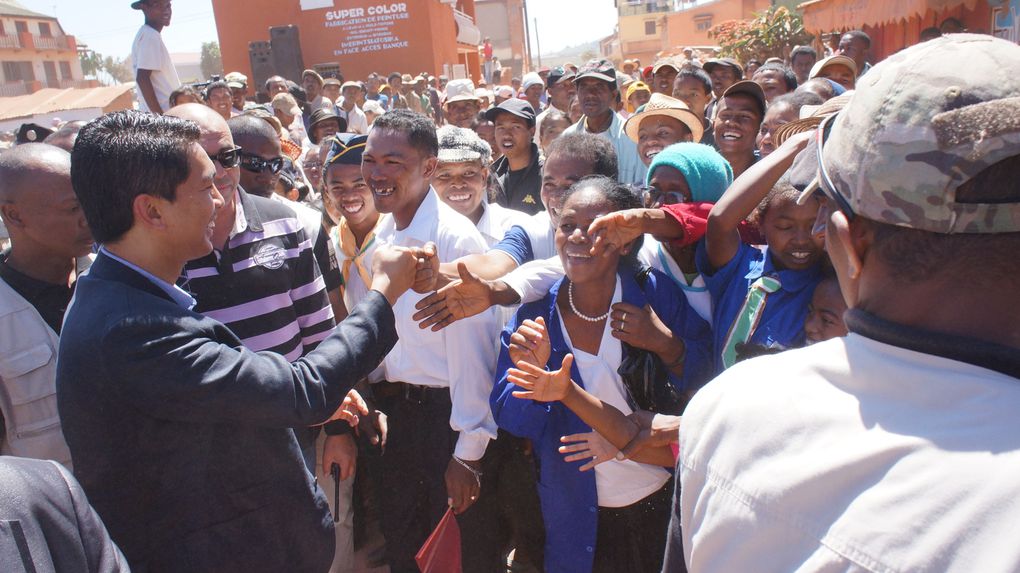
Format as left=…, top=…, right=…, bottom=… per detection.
left=624, top=93, right=704, bottom=143
left=324, top=78, right=342, bottom=87
left=652, top=57, right=681, bottom=74
left=485, top=98, right=537, bottom=127
left=271, top=93, right=301, bottom=117
left=576, top=58, right=617, bottom=84
left=816, top=34, right=1020, bottom=234
left=494, top=85, right=515, bottom=99
left=224, top=71, right=248, bottom=86
left=340, top=80, right=361, bottom=91
left=546, top=66, right=575, bottom=88
left=445, top=79, right=479, bottom=104
left=521, top=72, right=544, bottom=92
left=703, top=58, right=744, bottom=79
left=721, top=80, right=766, bottom=118
left=437, top=125, right=492, bottom=163
left=325, top=133, right=368, bottom=167
left=809, top=55, right=857, bottom=81
left=130, top=0, right=145, bottom=8
left=302, top=69, right=324, bottom=86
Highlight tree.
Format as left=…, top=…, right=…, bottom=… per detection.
left=78, top=48, right=133, bottom=85
left=201, top=41, right=223, bottom=80
left=709, top=6, right=813, bottom=63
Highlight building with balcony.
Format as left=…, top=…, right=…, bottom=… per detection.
left=0, top=0, right=91, bottom=97
left=614, top=0, right=676, bottom=65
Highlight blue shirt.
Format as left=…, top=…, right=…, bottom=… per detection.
left=100, top=248, right=196, bottom=310
left=490, top=267, right=711, bottom=573
left=490, top=225, right=533, bottom=266
left=696, top=241, right=821, bottom=372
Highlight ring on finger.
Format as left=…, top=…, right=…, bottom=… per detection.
left=621, top=311, right=627, bottom=323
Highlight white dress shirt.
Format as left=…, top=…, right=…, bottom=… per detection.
left=337, top=103, right=369, bottom=135
left=476, top=202, right=530, bottom=248
left=374, top=189, right=500, bottom=461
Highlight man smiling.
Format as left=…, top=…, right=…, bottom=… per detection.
left=488, top=99, right=544, bottom=215
left=713, top=81, right=765, bottom=178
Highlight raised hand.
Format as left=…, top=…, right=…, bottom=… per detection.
left=412, top=262, right=493, bottom=331
left=370, top=244, right=420, bottom=305
left=322, top=389, right=370, bottom=427
left=559, top=431, right=620, bottom=472
left=588, top=209, right=647, bottom=257
left=508, top=316, right=551, bottom=369
left=509, top=352, right=574, bottom=403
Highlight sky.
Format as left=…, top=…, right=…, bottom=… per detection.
left=23, top=0, right=618, bottom=60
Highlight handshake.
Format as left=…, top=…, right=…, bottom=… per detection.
left=368, top=242, right=442, bottom=306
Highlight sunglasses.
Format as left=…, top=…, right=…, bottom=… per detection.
left=239, top=152, right=284, bottom=174
left=639, top=185, right=687, bottom=209
left=815, top=113, right=855, bottom=220
left=207, top=146, right=242, bottom=169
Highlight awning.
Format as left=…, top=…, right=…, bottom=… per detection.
left=799, top=0, right=982, bottom=32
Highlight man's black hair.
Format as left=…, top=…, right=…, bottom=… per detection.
left=771, top=91, right=824, bottom=115
left=545, top=133, right=618, bottom=180
left=388, top=72, right=402, bottom=83
left=203, top=80, right=230, bottom=101
left=675, top=68, right=712, bottom=95
left=754, top=63, right=798, bottom=92
left=263, top=75, right=285, bottom=94
left=920, top=27, right=942, bottom=41
left=841, top=30, right=872, bottom=48
left=70, top=110, right=200, bottom=244
left=371, top=109, right=439, bottom=158
left=227, top=114, right=278, bottom=146
left=789, top=45, right=818, bottom=64
left=795, top=77, right=836, bottom=100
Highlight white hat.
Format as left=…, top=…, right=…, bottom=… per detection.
left=445, top=79, right=479, bottom=104
left=437, top=125, right=492, bottom=164
left=521, top=72, right=544, bottom=91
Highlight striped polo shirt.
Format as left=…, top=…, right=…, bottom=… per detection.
left=180, top=189, right=335, bottom=361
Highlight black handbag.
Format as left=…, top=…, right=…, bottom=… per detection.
left=616, top=266, right=687, bottom=416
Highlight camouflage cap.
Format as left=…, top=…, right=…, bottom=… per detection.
left=822, top=34, right=1020, bottom=234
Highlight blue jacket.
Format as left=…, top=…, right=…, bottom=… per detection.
left=490, top=267, right=711, bottom=573
left=56, top=252, right=398, bottom=572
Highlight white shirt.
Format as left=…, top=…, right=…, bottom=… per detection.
left=680, top=334, right=1020, bottom=572
left=131, top=24, right=180, bottom=113
left=559, top=277, right=670, bottom=508
left=374, top=189, right=499, bottom=461
left=637, top=239, right=712, bottom=325
left=476, top=202, right=530, bottom=248
left=562, top=112, right=647, bottom=185
left=337, top=103, right=369, bottom=135
left=329, top=223, right=385, bottom=384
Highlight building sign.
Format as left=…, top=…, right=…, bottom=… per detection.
left=323, top=3, right=412, bottom=56
left=992, top=0, right=1020, bottom=44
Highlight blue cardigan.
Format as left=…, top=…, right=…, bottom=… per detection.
left=490, top=267, right=711, bottom=573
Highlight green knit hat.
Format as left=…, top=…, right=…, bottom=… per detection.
left=646, top=142, right=733, bottom=203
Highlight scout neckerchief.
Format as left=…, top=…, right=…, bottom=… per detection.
left=720, top=274, right=782, bottom=369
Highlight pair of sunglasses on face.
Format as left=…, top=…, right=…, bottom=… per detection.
left=207, top=146, right=284, bottom=174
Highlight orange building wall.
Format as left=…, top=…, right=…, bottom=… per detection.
left=863, top=3, right=993, bottom=61
left=211, top=0, right=476, bottom=86
left=663, top=0, right=772, bottom=50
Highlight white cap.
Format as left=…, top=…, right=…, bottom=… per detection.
left=445, top=79, right=479, bottom=104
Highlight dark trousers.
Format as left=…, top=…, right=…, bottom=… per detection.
left=455, top=430, right=546, bottom=573
left=368, top=385, right=457, bottom=573
left=592, top=479, right=674, bottom=573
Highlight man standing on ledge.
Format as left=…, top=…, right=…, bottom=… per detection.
left=131, top=0, right=180, bottom=114
left=57, top=110, right=421, bottom=572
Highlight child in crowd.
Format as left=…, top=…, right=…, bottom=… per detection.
left=804, top=272, right=848, bottom=345
left=700, top=130, right=824, bottom=371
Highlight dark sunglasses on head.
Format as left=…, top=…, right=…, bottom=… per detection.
left=239, top=152, right=284, bottom=174
left=207, top=146, right=242, bottom=169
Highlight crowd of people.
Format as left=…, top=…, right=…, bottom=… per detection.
left=1, top=1, right=1019, bottom=572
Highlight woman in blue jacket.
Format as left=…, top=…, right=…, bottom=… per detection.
left=490, top=175, right=711, bottom=573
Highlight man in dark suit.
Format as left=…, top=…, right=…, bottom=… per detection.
left=56, top=110, right=421, bottom=572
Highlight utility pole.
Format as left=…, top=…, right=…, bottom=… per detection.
left=534, top=17, right=541, bottom=68
left=522, top=0, right=533, bottom=72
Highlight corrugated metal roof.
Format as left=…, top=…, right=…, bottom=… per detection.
left=0, top=1, right=54, bottom=19
left=0, top=84, right=136, bottom=122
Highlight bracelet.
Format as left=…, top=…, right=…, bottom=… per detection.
left=453, top=455, right=483, bottom=486
left=664, top=342, right=687, bottom=369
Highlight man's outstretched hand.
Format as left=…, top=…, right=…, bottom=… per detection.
left=413, top=262, right=493, bottom=331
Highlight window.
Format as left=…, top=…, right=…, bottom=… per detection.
left=39, top=22, right=52, bottom=37
left=15, top=21, right=28, bottom=35
left=645, top=20, right=657, bottom=35
left=59, top=61, right=72, bottom=79
left=695, top=16, right=713, bottom=32
left=2, top=61, right=35, bottom=82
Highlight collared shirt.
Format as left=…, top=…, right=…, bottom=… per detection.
left=637, top=238, right=712, bottom=325
left=492, top=268, right=712, bottom=573
left=475, top=202, right=530, bottom=248
left=696, top=241, right=820, bottom=372
left=180, top=190, right=333, bottom=361
left=562, top=112, right=648, bottom=185
left=374, top=188, right=500, bottom=461
left=268, top=193, right=344, bottom=295
left=328, top=219, right=385, bottom=385
left=102, top=248, right=195, bottom=310
left=673, top=309, right=1020, bottom=573
left=0, top=255, right=76, bottom=334
left=337, top=103, right=369, bottom=134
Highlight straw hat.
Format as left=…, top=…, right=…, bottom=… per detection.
left=809, top=55, right=858, bottom=80
left=772, top=91, right=854, bottom=147
left=624, top=93, right=704, bottom=143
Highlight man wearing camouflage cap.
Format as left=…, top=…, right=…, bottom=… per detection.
left=667, top=34, right=1020, bottom=571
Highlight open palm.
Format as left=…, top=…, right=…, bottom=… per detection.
left=509, top=353, right=575, bottom=403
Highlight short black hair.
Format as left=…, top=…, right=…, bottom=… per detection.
left=789, top=46, right=818, bottom=64
left=795, top=77, right=836, bottom=100
left=770, top=91, right=824, bottom=116
left=227, top=114, right=279, bottom=147
left=563, top=174, right=644, bottom=264
left=754, top=63, right=798, bottom=92
left=203, top=80, right=230, bottom=101
left=841, top=30, right=871, bottom=48
left=169, top=85, right=201, bottom=107
left=71, top=111, right=200, bottom=244
left=920, top=27, right=943, bottom=41
left=388, top=72, right=402, bottom=83
left=371, top=109, right=439, bottom=158
left=675, top=68, right=712, bottom=95
left=545, top=133, right=618, bottom=180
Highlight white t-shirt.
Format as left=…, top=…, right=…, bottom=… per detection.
left=559, top=277, right=671, bottom=508
left=680, top=331, right=1020, bottom=572
left=131, top=24, right=180, bottom=113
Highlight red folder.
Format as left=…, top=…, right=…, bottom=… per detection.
left=415, top=508, right=462, bottom=573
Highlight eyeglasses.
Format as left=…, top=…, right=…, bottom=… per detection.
left=239, top=152, right=284, bottom=174
left=639, top=185, right=687, bottom=209
left=815, top=112, right=854, bottom=221
left=207, top=146, right=242, bottom=169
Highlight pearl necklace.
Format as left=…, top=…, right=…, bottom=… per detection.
left=568, top=282, right=610, bottom=322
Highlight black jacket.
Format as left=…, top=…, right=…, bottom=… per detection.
left=56, top=252, right=398, bottom=572
left=491, top=143, right=544, bottom=215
